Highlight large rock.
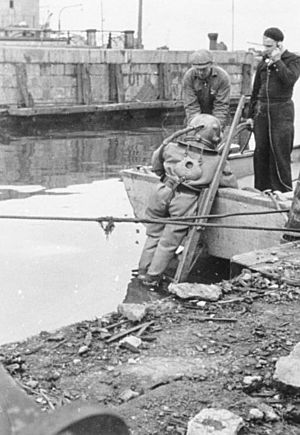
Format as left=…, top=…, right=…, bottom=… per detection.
left=168, top=282, right=222, bottom=301
left=187, top=408, right=244, bottom=435
left=118, top=303, right=147, bottom=321
left=274, top=342, right=300, bottom=390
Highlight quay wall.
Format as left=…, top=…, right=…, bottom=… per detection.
left=0, top=46, right=254, bottom=108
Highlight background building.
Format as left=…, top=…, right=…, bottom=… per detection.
left=0, top=0, right=39, bottom=28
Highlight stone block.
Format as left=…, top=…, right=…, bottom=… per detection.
left=230, top=83, right=241, bottom=97
left=1, top=75, right=17, bottom=88
left=187, top=408, right=244, bottom=435
left=168, top=282, right=222, bottom=301
left=89, top=64, right=106, bottom=76
left=28, top=76, right=40, bottom=89
left=0, top=87, right=17, bottom=105
left=64, top=64, right=76, bottom=76
left=0, top=63, right=16, bottom=77
left=274, top=342, right=300, bottom=390
left=230, top=74, right=242, bottom=85
left=50, top=64, right=65, bottom=76
left=40, top=63, right=51, bottom=76
left=90, top=76, right=109, bottom=102
left=26, top=64, right=40, bottom=77
left=219, top=64, right=242, bottom=75
left=118, top=303, right=147, bottom=321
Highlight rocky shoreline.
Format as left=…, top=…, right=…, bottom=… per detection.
left=1, top=270, right=300, bottom=434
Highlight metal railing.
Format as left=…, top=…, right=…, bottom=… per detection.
left=0, top=27, right=136, bottom=48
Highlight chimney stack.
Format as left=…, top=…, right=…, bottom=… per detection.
left=208, top=33, right=218, bottom=50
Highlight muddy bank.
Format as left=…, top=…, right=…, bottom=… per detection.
left=1, top=272, right=300, bottom=434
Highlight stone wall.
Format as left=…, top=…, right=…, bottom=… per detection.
left=0, top=45, right=254, bottom=108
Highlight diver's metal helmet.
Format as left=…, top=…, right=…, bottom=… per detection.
left=188, top=114, right=222, bottom=148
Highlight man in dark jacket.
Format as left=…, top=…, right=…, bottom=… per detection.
left=182, top=50, right=231, bottom=129
left=247, top=27, right=300, bottom=192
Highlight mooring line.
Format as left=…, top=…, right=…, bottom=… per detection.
left=0, top=213, right=298, bottom=234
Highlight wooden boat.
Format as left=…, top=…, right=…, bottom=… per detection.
left=121, top=147, right=300, bottom=260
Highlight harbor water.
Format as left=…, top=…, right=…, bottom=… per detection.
left=0, top=125, right=178, bottom=345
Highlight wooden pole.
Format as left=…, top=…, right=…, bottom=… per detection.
left=174, top=95, right=246, bottom=283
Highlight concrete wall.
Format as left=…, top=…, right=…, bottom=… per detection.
left=0, top=0, right=39, bottom=27
left=0, top=45, right=254, bottom=108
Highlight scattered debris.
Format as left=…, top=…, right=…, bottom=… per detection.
left=242, top=375, right=263, bottom=393
left=248, top=408, right=264, bottom=421
left=119, top=388, right=140, bottom=402
left=119, top=335, right=142, bottom=353
left=258, top=403, right=280, bottom=422
left=105, top=321, right=154, bottom=344
left=78, top=345, right=89, bottom=355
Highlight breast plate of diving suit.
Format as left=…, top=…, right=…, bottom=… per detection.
left=159, top=140, right=223, bottom=190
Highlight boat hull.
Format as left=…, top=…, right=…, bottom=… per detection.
left=121, top=149, right=300, bottom=259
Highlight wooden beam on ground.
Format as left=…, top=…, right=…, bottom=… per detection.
left=105, top=321, right=154, bottom=344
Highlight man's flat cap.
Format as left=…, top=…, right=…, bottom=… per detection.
left=263, top=27, right=284, bottom=42
left=190, top=50, right=213, bottom=67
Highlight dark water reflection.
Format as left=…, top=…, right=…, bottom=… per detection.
left=0, top=126, right=179, bottom=345
left=0, top=127, right=177, bottom=195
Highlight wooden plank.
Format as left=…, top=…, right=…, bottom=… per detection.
left=162, top=64, right=172, bottom=100
left=15, top=63, right=34, bottom=108
left=115, top=64, right=125, bottom=103
left=108, top=64, right=117, bottom=103
left=76, top=64, right=84, bottom=104
left=230, top=241, right=300, bottom=285
left=76, top=64, right=92, bottom=105
left=82, top=64, right=92, bottom=105
left=157, top=63, right=165, bottom=99
left=8, top=100, right=184, bottom=116
left=173, top=189, right=209, bottom=282
left=108, top=64, right=125, bottom=103
left=174, top=95, right=246, bottom=283
left=241, top=63, right=252, bottom=96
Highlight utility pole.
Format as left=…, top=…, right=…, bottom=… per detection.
left=100, top=0, right=104, bottom=46
left=231, top=0, right=235, bottom=51
left=137, top=0, right=143, bottom=48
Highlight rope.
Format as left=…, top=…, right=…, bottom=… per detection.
left=0, top=208, right=288, bottom=224
left=0, top=212, right=298, bottom=235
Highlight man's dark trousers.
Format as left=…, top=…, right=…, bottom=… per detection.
left=253, top=100, right=294, bottom=192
